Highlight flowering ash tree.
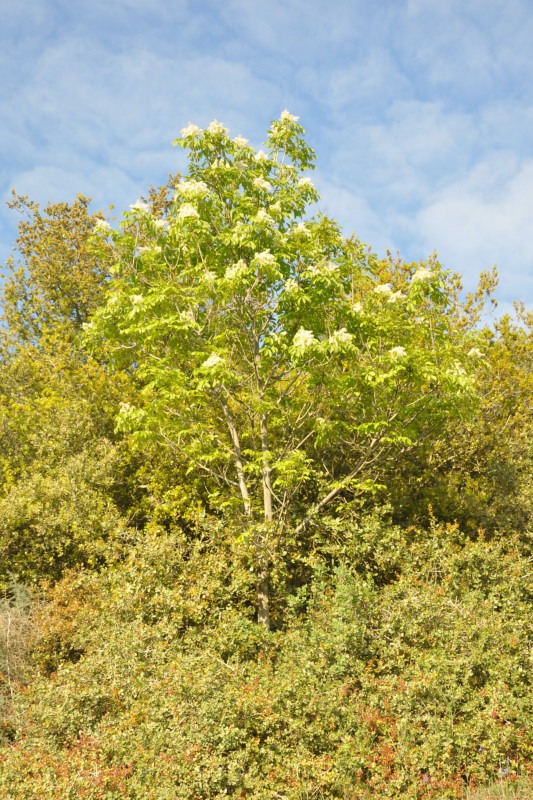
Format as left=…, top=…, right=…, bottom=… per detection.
left=87, top=112, right=485, bottom=628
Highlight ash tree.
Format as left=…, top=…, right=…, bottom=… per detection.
left=86, top=112, right=485, bottom=628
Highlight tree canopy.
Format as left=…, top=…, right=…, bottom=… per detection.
left=86, top=112, right=488, bottom=627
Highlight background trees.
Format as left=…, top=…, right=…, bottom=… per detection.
left=0, top=195, right=135, bottom=587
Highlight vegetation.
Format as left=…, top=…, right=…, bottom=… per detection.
left=0, top=113, right=531, bottom=798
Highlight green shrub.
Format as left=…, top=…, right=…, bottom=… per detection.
left=0, top=516, right=532, bottom=798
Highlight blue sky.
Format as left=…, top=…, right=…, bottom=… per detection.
left=2, top=0, right=532, bottom=315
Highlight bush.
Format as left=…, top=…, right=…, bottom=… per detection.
left=0, top=516, right=532, bottom=798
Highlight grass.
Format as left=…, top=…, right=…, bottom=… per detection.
left=466, top=777, right=533, bottom=799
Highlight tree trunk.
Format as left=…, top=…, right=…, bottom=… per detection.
left=257, top=413, right=272, bottom=630
left=221, top=401, right=251, bottom=518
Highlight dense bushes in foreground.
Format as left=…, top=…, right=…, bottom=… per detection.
left=1, top=516, right=532, bottom=798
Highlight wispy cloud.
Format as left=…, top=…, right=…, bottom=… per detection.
left=1, top=0, right=532, bottom=308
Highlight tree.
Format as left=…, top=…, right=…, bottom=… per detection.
left=388, top=302, right=532, bottom=538
left=87, top=112, right=485, bottom=628
left=0, top=196, right=135, bottom=587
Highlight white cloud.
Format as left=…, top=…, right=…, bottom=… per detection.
left=1, top=0, right=532, bottom=312
left=409, top=155, right=533, bottom=301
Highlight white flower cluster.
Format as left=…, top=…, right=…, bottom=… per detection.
left=289, top=222, right=311, bottom=237
left=284, top=279, right=299, bottom=293
left=280, top=110, right=299, bottom=123
left=176, top=204, right=200, bottom=220
left=467, top=347, right=483, bottom=358
left=137, top=245, right=162, bottom=255
left=351, top=301, right=364, bottom=313
left=293, top=328, right=317, bottom=350
left=411, top=268, right=433, bottom=283
left=254, top=209, right=274, bottom=225
left=211, top=158, right=230, bottom=170
left=175, top=180, right=209, bottom=199
left=388, top=290, right=405, bottom=303
left=225, top=259, right=248, bottom=280
left=446, top=362, right=467, bottom=379
left=207, top=120, right=228, bottom=135
left=234, top=135, right=249, bottom=147
left=307, top=261, right=337, bottom=277
left=298, top=177, right=314, bottom=189
left=374, top=284, right=392, bottom=296
left=93, top=219, right=111, bottom=234
left=253, top=250, right=276, bottom=267
left=329, top=328, right=353, bottom=347
left=129, top=200, right=150, bottom=213
left=179, top=309, right=196, bottom=325
left=153, top=219, right=168, bottom=230
left=388, top=346, right=407, bottom=359
left=253, top=176, right=272, bottom=191
left=180, top=123, right=201, bottom=138
left=202, top=353, right=224, bottom=369
left=254, top=150, right=268, bottom=162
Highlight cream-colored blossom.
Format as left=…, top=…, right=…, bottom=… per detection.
left=269, top=201, right=281, bottom=214
left=298, top=177, right=314, bottom=188
left=284, top=279, right=299, bottom=293
left=467, top=347, right=483, bottom=358
left=140, top=245, right=162, bottom=254
left=329, top=328, right=353, bottom=346
left=290, top=222, right=310, bottom=236
left=93, top=219, right=111, bottom=233
left=253, top=250, right=276, bottom=266
left=176, top=204, right=200, bottom=220
left=293, top=328, right=317, bottom=350
left=374, top=284, right=392, bottom=295
left=254, top=209, right=273, bottom=225
left=129, top=200, right=150, bottom=213
left=254, top=150, right=268, bottom=162
left=174, top=180, right=209, bottom=199
left=411, top=268, right=433, bottom=283
left=225, top=260, right=248, bottom=280
left=211, top=158, right=230, bottom=170
left=208, top=120, right=228, bottom=135
left=154, top=219, right=168, bottom=229
left=447, top=362, right=467, bottom=378
left=202, top=353, right=224, bottom=369
left=280, top=110, right=299, bottom=123
left=234, top=135, right=249, bottom=146
left=180, top=123, right=201, bottom=138
left=352, top=301, right=364, bottom=313
left=179, top=310, right=196, bottom=325
left=253, top=176, right=272, bottom=191
left=389, top=346, right=407, bottom=359
left=388, top=290, right=405, bottom=303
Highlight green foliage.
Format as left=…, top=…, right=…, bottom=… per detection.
left=0, top=114, right=531, bottom=799
left=0, top=196, right=138, bottom=587
left=388, top=304, right=532, bottom=539
left=0, top=516, right=532, bottom=798
left=85, top=113, right=488, bottom=626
